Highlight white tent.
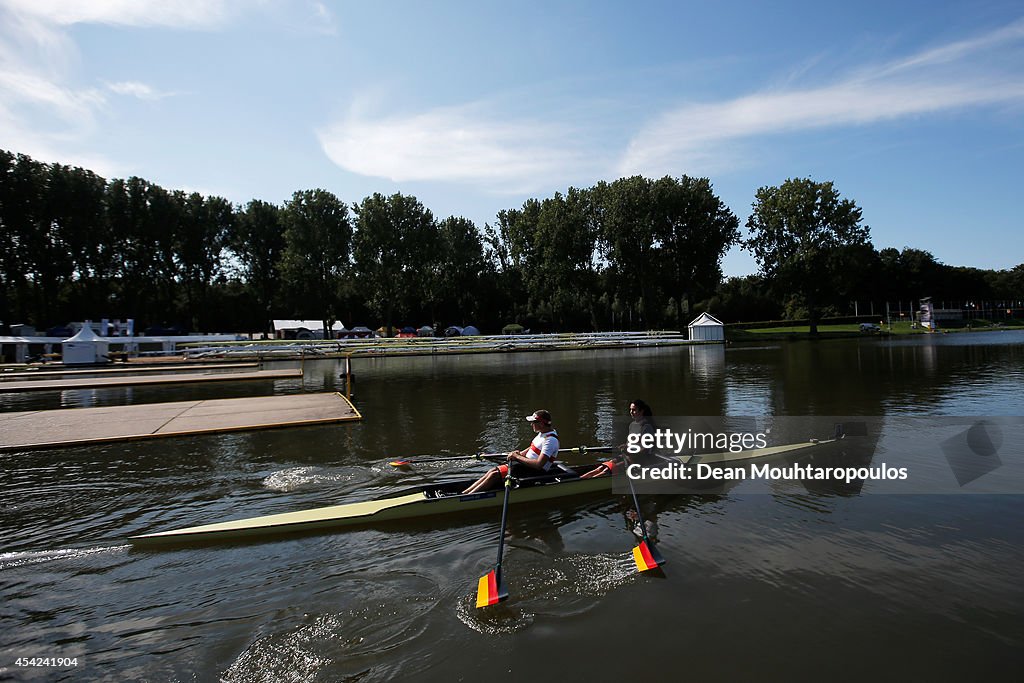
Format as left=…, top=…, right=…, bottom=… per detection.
left=687, top=313, right=725, bottom=342
left=62, top=323, right=109, bottom=364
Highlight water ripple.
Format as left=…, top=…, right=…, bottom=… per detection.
left=0, top=545, right=130, bottom=570
left=222, top=572, right=440, bottom=683
left=455, top=552, right=640, bottom=635
left=261, top=466, right=358, bottom=492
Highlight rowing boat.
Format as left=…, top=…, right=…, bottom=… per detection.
left=129, top=439, right=836, bottom=546
left=130, top=463, right=613, bottom=546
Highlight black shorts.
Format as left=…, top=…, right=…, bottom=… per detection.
left=497, top=462, right=554, bottom=479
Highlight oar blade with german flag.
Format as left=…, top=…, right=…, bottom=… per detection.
left=632, top=539, right=665, bottom=572
left=475, top=568, right=509, bottom=608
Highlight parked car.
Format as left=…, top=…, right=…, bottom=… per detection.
left=860, top=323, right=881, bottom=333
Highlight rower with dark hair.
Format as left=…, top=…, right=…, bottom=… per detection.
left=581, top=398, right=661, bottom=540
left=462, top=410, right=560, bottom=494
left=581, top=399, right=656, bottom=479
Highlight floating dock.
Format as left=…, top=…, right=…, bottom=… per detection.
left=0, top=392, right=361, bottom=452
left=0, top=362, right=260, bottom=380
left=0, top=368, right=301, bottom=393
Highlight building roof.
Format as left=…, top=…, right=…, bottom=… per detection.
left=272, top=320, right=347, bottom=331
left=687, top=312, right=724, bottom=327
left=62, top=323, right=107, bottom=343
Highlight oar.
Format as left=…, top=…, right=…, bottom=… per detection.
left=388, top=452, right=507, bottom=467
left=475, top=461, right=513, bottom=608
left=389, top=446, right=613, bottom=468
left=622, top=454, right=665, bottom=572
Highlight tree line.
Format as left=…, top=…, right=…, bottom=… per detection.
left=733, top=178, right=1022, bottom=330
left=715, top=247, right=1024, bottom=328
left=1, top=149, right=1020, bottom=335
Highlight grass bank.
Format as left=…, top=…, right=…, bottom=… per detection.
left=726, top=319, right=1022, bottom=341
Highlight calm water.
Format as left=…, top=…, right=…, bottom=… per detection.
left=2, top=332, right=1023, bottom=681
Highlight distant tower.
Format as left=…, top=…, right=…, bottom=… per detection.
left=919, top=297, right=935, bottom=332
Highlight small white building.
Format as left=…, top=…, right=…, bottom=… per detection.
left=272, top=320, right=347, bottom=339
left=62, top=324, right=110, bottom=364
left=687, top=313, right=725, bottom=342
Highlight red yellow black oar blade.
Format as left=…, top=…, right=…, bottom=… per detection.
left=475, top=569, right=509, bottom=608
left=387, top=460, right=412, bottom=467
left=632, top=540, right=666, bottom=572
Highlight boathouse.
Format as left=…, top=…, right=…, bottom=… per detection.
left=687, top=313, right=725, bottom=342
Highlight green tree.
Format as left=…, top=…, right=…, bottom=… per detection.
left=279, top=189, right=352, bottom=337
left=990, top=264, right=1024, bottom=302
left=58, top=165, right=111, bottom=317
left=481, top=212, right=530, bottom=328
left=0, top=152, right=44, bottom=324
left=353, top=192, right=435, bottom=335
left=532, top=188, right=600, bottom=329
left=489, top=200, right=540, bottom=275
left=744, top=178, right=870, bottom=334
left=483, top=191, right=600, bottom=331
left=593, top=176, right=658, bottom=329
left=0, top=150, right=15, bottom=324
left=705, top=275, right=782, bottom=323
left=651, top=176, right=739, bottom=328
left=26, top=160, right=81, bottom=325
left=177, top=193, right=233, bottom=331
left=105, top=177, right=151, bottom=323
left=105, top=178, right=183, bottom=327
left=433, top=216, right=487, bottom=324
left=897, top=248, right=942, bottom=299
left=230, top=199, right=286, bottom=334
left=147, top=186, right=186, bottom=324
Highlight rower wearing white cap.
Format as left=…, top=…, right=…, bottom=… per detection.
left=461, top=410, right=560, bottom=494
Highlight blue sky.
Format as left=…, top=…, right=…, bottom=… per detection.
left=1, top=0, right=1021, bottom=276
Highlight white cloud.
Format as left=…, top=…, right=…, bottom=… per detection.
left=0, top=70, right=104, bottom=121
left=0, top=0, right=247, bottom=170
left=105, top=80, right=176, bottom=101
left=318, top=103, right=605, bottom=193
left=0, top=0, right=236, bottom=30
left=320, top=19, right=1024, bottom=192
left=0, top=13, right=96, bottom=158
left=0, top=99, right=123, bottom=175
left=620, top=19, right=1024, bottom=177
left=621, top=80, right=1024, bottom=175
left=876, top=17, right=1024, bottom=76
left=307, top=2, right=337, bottom=35
left=0, top=33, right=106, bottom=158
